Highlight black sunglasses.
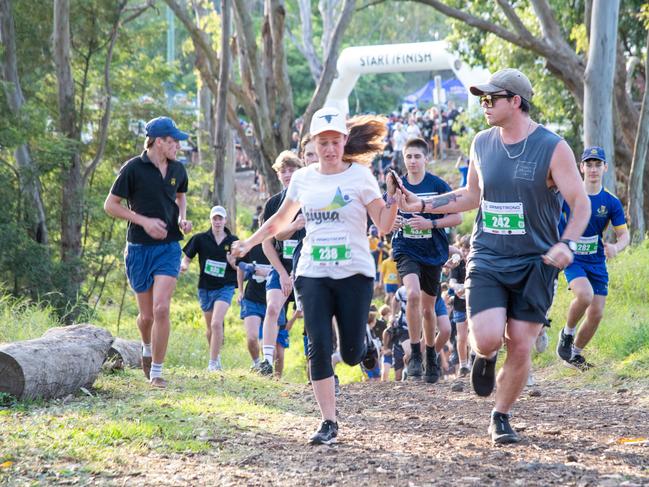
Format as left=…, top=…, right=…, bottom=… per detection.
left=479, top=92, right=515, bottom=107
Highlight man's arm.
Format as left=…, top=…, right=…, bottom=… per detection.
left=180, top=254, right=192, bottom=273
left=549, top=141, right=591, bottom=242
left=104, top=193, right=168, bottom=240
left=176, top=193, right=192, bottom=234
left=542, top=140, right=591, bottom=268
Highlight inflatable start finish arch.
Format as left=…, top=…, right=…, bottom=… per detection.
left=324, top=41, right=491, bottom=114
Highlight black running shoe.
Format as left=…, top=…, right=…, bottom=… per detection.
left=566, top=354, right=594, bottom=371
left=471, top=354, right=497, bottom=397
left=424, top=350, right=440, bottom=384
left=309, top=420, right=338, bottom=445
left=556, top=330, right=574, bottom=362
left=407, top=354, right=423, bottom=380
left=488, top=412, right=520, bottom=445
left=334, top=375, right=341, bottom=396
left=458, top=366, right=470, bottom=378
left=255, top=359, right=273, bottom=376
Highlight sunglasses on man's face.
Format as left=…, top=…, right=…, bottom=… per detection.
left=479, top=93, right=514, bottom=108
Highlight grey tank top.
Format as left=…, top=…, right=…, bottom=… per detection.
left=468, top=125, right=562, bottom=272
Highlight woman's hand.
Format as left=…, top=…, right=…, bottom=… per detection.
left=231, top=240, right=251, bottom=259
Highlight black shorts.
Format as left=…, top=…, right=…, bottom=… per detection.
left=395, top=254, right=441, bottom=296
left=465, top=261, right=559, bottom=325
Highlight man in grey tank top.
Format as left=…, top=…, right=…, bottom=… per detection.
left=398, top=68, right=591, bottom=445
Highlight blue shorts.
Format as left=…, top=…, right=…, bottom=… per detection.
left=564, top=261, right=609, bottom=296
left=303, top=335, right=310, bottom=357
left=382, top=354, right=393, bottom=365
left=453, top=310, right=467, bottom=323
left=363, top=364, right=381, bottom=378
left=385, top=283, right=398, bottom=294
left=259, top=325, right=290, bottom=348
left=198, top=286, right=235, bottom=312
left=125, top=241, right=181, bottom=293
left=435, top=295, right=448, bottom=316
left=240, top=298, right=286, bottom=325
left=266, top=269, right=282, bottom=291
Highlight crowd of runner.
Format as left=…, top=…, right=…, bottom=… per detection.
left=105, top=68, right=629, bottom=447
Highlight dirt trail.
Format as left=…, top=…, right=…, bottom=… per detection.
left=119, top=373, right=648, bottom=486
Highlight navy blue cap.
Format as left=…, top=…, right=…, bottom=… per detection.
left=145, top=116, right=188, bottom=140
left=581, top=146, right=606, bottom=162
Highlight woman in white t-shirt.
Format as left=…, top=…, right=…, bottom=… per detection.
left=232, top=107, right=401, bottom=445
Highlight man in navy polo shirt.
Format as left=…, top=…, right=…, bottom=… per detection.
left=104, top=116, right=192, bottom=388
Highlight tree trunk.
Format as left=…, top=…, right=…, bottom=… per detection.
left=53, top=0, right=83, bottom=302
left=627, top=31, right=649, bottom=243
left=0, top=0, right=49, bottom=245
left=104, top=338, right=142, bottom=371
left=213, top=0, right=233, bottom=209
left=0, top=324, right=114, bottom=400
left=583, top=0, right=619, bottom=192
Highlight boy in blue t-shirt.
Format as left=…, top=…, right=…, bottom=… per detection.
left=390, top=138, right=461, bottom=383
left=556, top=146, right=629, bottom=370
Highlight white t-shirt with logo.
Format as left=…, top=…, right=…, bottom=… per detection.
left=286, top=163, right=382, bottom=279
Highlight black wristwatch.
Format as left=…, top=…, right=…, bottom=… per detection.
left=560, top=239, right=577, bottom=252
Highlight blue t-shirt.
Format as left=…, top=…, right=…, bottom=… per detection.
left=392, top=172, right=451, bottom=266
left=559, top=188, right=626, bottom=265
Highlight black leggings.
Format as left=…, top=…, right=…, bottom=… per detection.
left=294, top=274, right=374, bottom=381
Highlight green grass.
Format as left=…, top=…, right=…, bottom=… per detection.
left=0, top=368, right=314, bottom=481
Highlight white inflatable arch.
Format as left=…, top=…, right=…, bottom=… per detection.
left=324, top=41, right=490, bottom=114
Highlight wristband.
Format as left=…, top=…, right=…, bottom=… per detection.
left=420, top=198, right=426, bottom=213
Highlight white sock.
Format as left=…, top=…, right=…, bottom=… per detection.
left=571, top=345, right=583, bottom=359
left=253, top=357, right=261, bottom=366
left=150, top=362, right=163, bottom=379
left=208, top=359, right=219, bottom=368
left=142, top=342, right=152, bottom=357
left=263, top=345, right=275, bottom=364
left=563, top=325, right=576, bottom=336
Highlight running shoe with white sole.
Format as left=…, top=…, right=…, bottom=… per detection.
left=566, top=354, right=594, bottom=371
left=309, top=420, right=338, bottom=445
left=255, top=359, right=273, bottom=376
left=556, top=330, right=574, bottom=362
left=488, top=412, right=520, bottom=445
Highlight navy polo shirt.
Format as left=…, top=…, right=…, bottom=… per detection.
left=183, top=229, right=239, bottom=290
left=110, top=151, right=189, bottom=245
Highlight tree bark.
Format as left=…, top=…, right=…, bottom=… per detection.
left=583, top=0, right=619, bottom=192
left=300, top=0, right=355, bottom=137
left=627, top=31, right=649, bottom=243
left=212, top=0, right=234, bottom=214
left=53, top=0, right=84, bottom=307
left=0, top=0, right=49, bottom=245
left=104, top=338, right=142, bottom=371
left=0, top=324, right=114, bottom=400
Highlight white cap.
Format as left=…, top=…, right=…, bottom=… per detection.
left=209, top=205, right=227, bottom=218
left=309, top=107, right=348, bottom=136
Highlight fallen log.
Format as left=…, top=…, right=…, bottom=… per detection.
left=104, top=338, right=142, bottom=371
left=0, top=324, right=114, bottom=400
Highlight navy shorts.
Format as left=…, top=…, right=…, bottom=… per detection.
left=198, top=285, right=235, bottom=312
left=125, top=241, right=181, bottom=293
left=362, top=364, right=381, bottom=378
left=240, top=298, right=286, bottom=325
left=453, top=310, right=467, bottom=323
left=385, top=283, right=398, bottom=294
left=435, top=295, right=448, bottom=316
left=382, top=354, right=393, bottom=365
left=259, top=324, right=290, bottom=348
left=564, top=261, right=609, bottom=296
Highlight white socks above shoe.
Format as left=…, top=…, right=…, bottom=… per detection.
left=150, top=362, right=163, bottom=379
left=570, top=345, right=583, bottom=359
left=142, top=342, right=152, bottom=357
left=563, top=325, right=576, bottom=336
left=263, top=345, right=275, bottom=364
